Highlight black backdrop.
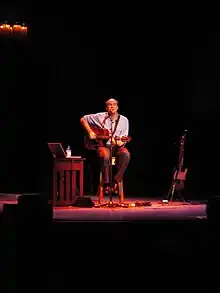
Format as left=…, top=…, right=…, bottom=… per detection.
left=0, top=4, right=219, bottom=199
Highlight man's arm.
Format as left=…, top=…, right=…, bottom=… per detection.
left=80, top=117, right=93, bottom=134
left=80, top=114, right=97, bottom=139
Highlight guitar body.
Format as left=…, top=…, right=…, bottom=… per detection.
left=172, top=168, right=188, bottom=191
left=84, top=125, right=110, bottom=150
left=84, top=125, right=131, bottom=150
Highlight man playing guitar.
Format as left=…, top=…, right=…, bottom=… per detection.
left=80, top=97, right=131, bottom=195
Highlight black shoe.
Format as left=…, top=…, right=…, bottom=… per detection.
left=110, top=181, right=119, bottom=195
left=104, top=185, right=109, bottom=195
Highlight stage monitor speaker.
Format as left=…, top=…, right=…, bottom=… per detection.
left=18, top=193, right=48, bottom=205
left=1, top=196, right=52, bottom=285
left=206, top=196, right=220, bottom=222
left=72, top=196, right=95, bottom=208
left=17, top=193, right=53, bottom=222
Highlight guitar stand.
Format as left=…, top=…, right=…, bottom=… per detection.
left=162, top=130, right=190, bottom=205
left=162, top=173, right=189, bottom=205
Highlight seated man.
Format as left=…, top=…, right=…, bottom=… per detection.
left=80, top=97, right=131, bottom=194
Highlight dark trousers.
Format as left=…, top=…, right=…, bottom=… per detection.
left=96, top=146, right=130, bottom=184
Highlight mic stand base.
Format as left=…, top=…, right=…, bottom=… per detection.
left=95, top=198, right=130, bottom=208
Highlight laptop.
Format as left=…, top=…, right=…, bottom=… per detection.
left=47, top=142, right=66, bottom=158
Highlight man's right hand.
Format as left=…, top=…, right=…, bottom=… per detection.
left=89, top=130, right=97, bottom=139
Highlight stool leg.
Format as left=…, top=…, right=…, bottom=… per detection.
left=118, top=181, right=124, bottom=203
left=97, top=171, right=104, bottom=204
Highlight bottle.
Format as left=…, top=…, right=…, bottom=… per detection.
left=66, top=145, right=71, bottom=158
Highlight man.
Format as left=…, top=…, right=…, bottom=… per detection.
left=80, top=98, right=130, bottom=194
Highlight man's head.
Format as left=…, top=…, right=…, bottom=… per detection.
left=105, top=98, right=119, bottom=115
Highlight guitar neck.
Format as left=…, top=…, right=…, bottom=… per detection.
left=97, top=135, right=109, bottom=140
left=89, top=125, right=131, bottom=142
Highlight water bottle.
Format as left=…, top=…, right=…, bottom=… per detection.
left=66, top=145, right=71, bottom=158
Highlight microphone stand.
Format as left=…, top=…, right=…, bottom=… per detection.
left=94, top=115, right=151, bottom=208
left=97, top=118, right=127, bottom=208
left=105, top=122, right=116, bottom=207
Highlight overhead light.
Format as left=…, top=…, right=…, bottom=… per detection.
left=0, top=21, right=28, bottom=37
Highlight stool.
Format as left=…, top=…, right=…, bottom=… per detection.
left=97, top=157, right=124, bottom=204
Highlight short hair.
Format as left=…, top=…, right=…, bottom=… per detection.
left=105, top=97, right=118, bottom=106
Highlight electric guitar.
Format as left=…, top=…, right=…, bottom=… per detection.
left=171, top=130, right=187, bottom=193
left=84, top=125, right=131, bottom=150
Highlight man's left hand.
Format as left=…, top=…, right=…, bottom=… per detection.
left=115, top=140, right=124, bottom=147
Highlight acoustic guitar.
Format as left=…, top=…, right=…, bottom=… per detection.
left=84, top=125, right=131, bottom=150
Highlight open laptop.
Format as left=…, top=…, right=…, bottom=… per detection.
left=47, top=142, right=66, bottom=158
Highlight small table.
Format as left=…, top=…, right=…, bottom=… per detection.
left=53, top=157, right=85, bottom=206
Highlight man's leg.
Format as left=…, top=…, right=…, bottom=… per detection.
left=96, top=147, right=110, bottom=185
left=114, top=147, right=130, bottom=184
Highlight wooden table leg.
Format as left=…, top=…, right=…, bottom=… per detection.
left=79, top=162, right=84, bottom=197
left=53, top=162, right=57, bottom=206
left=66, top=171, right=71, bottom=203
left=72, top=171, right=76, bottom=202
left=59, top=171, right=64, bottom=203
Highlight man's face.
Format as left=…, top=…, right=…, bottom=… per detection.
left=106, top=99, right=118, bottom=114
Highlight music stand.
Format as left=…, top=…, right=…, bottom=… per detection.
left=47, top=142, right=66, bottom=158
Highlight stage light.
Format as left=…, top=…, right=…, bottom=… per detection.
left=0, top=22, right=11, bottom=35
left=0, top=21, right=28, bottom=37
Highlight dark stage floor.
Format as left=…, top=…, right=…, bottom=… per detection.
left=0, top=193, right=207, bottom=221
left=0, top=193, right=216, bottom=288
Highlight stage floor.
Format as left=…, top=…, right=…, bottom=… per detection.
left=0, top=193, right=207, bottom=222
left=0, top=194, right=211, bottom=288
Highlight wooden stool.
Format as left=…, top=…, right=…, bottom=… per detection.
left=97, top=156, right=124, bottom=204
